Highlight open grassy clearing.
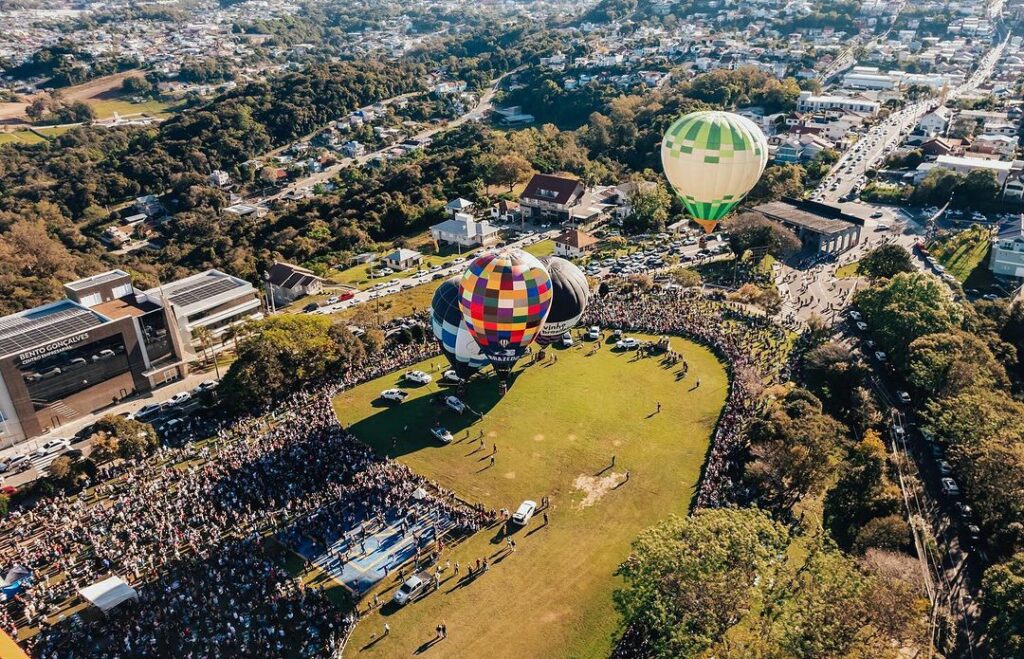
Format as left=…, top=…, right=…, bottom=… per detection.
left=335, top=280, right=444, bottom=324
left=835, top=260, right=863, bottom=279
left=929, top=226, right=992, bottom=283
left=0, top=131, right=45, bottom=145
left=334, top=335, right=728, bottom=657
left=523, top=238, right=555, bottom=258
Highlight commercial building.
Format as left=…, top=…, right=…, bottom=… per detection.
left=796, top=91, right=880, bottom=116
left=519, top=174, right=586, bottom=223
left=753, top=198, right=863, bottom=255
left=430, top=212, right=501, bottom=248
left=0, top=269, right=261, bottom=447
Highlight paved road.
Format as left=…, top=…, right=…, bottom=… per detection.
left=816, top=34, right=1009, bottom=205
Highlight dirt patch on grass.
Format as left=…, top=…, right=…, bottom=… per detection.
left=573, top=472, right=623, bottom=509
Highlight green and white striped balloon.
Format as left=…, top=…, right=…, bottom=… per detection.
left=661, top=110, right=768, bottom=233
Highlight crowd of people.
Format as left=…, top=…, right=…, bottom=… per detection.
left=0, top=286, right=791, bottom=655
left=583, top=287, right=792, bottom=509
left=0, top=339, right=491, bottom=658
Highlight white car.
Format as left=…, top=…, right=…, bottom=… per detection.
left=561, top=332, right=574, bottom=347
left=874, top=351, right=888, bottom=363
left=587, top=326, right=600, bottom=340
left=167, top=392, right=191, bottom=407
left=897, top=390, right=911, bottom=404
left=134, top=403, right=163, bottom=421
left=445, top=396, right=466, bottom=414
left=856, top=321, right=869, bottom=332
left=431, top=426, right=454, bottom=444
left=616, top=338, right=640, bottom=350
left=440, top=370, right=463, bottom=384
left=512, top=500, right=537, bottom=526
left=405, top=370, right=432, bottom=385
left=380, top=389, right=409, bottom=403
left=36, top=439, right=70, bottom=457
left=848, top=310, right=862, bottom=321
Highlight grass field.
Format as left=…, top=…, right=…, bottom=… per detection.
left=523, top=239, right=555, bottom=258
left=86, top=96, right=175, bottom=119
left=835, top=260, right=863, bottom=279
left=929, top=226, right=992, bottom=283
left=0, top=131, right=45, bottom=145
left=334, top=335, right=728, bottom=657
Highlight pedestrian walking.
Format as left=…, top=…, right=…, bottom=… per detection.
left=454, top=561, right=459, bottom=575
left=489, top=456, right=495, bottom=467
left=543, top=512, right=549, bottom=525
left=384, top=623, right=390, bottom=637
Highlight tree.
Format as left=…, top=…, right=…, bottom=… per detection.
left=906, top=331, right=1008, bottom=397
left=954, top=169, right=1001, bottom=206
left=622, top=181, right=671, bottom=235
left=26, top=97, right=47, bottom=121
left=219, top=315, right=367, bottom=410
left=983, top=553, right=1024, bottom=657
left=92, top=415, right=158, bottom=460
left=853, top=272, right=965, bottom=360
left=483, top=153, right=533, bottom=192
left=48, top=455, right=72, bottom=481
left=744, top=389, right=847, bottom=513
left=857, top=244, right=914, bottom=280
left=724, top=212, right=801, bottom=259
left=614, top=509, right=791, bottom=658
left=121, top=75, right=154, bottom=95
left=748, top=164, right=804, bottom=203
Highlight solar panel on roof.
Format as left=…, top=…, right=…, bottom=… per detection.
left=0, top=305, right=104, bottom=357
left=167, top=277, right=239, bottom=307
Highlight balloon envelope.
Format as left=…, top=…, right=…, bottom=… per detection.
left=430, top=277, right=487, bottom=378
left=661, top=110, right=768, bottom=233
left=459, top=249, right=553, bottom=375
left=537, top=256, right=590, bottom=345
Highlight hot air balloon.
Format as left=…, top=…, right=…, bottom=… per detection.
left=431, top=277, right=488, bottom=379
left=661, top=110, right=768, bottom=234
left=536, top=256, right=590, bottom=345
left=459, top=249, right=553, bottom=379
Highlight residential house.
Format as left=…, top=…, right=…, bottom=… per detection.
left=134, top=195, right=165, bottom=217
left=490, top=200, right=523, bottom=223
left=520, top=174, right=586, bottom=223
left=265, top=262, right=324, bottom=307
left=970, top=134, right=1017, bottom=159
left=445, top=198, right=475, bottom=217
left=989, top=216, right=1024, bottom=278
left=917, top=107, right=951, bottom=135
left=383, top=248, right=423, bottom=270
left=208, top=170, right=232, bottom=188
left=796, top=91, right=879, bottom=115
left=553, top=229, right=599, bottom=259
left=430, top=212, right=500, bottom=248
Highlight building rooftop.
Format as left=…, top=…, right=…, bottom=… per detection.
left=146, top=270, right=253, bottom=316
left=0, top=300, right=108, bottom=359
left=521, top=174, right=585, bottom=206
left=92, top=296, right=161, bottom=320
left=753, top=198, right=863, bottom=236
left=63, top=269, right=132, bottom=292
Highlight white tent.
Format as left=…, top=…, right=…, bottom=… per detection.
left=78, top=576, right=139, bottom=614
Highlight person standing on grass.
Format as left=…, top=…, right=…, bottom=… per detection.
left=384, top=623, right=390, bottom=637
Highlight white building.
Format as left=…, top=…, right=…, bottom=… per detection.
left=796, top=91, right=879, bottom=115
left=990, top=217, right=1024, bottom=278
left=430, top=212, right=500, bottom=248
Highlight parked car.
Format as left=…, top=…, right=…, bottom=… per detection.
left=938, top=460, right=953, bottom=477
left=512, top=500, right=537, bottom=526
left=897, top=390, right=911, bottom=404
left=303, top=303, right=320, bottom=313
left=393, top=572, right=431, bottom=605
left=941, top=477, right=960, bottom=497
left=445, top=396, right=466, bottom=414
left=405, top=370, right=433, bottom=385
left=167, top=392, right=191, bottom=407
left=874, top=351, right=888, bottom=363
left=440, top=370, right=463, bottom=384
left=36, top=439, right=70, bottom=457
left=134, top=403, right=163, bottom=421
left=856, top=321, right=868, bottom=332
left=615, top=337, right=640, bottom=350
left=587, top=326, right=600, bottom=340
left=379, top=389, right=409, bottom=403
left=5, top=454, right=31, bottom=474
left=561, top=332, right=574, bottom=347
left=848, top=310, right=862, bottom=321
left=92, top=349, right=116, bottom=362
left=430, top=425, right=454, bottom=444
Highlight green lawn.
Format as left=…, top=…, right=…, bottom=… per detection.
left=334, top=335, right=728, bottom=657
left=86, top=96, right=176, bottom=119
left=835, top=261, right=863, bottom=279
left=929, top=226, right=992, bottom=283
left=0, top=130, right=45, bottom=145
left=523, top=239, right=555, bottom=258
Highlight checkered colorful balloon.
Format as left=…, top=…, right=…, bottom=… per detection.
left=459, top=249, right=552, bottom=373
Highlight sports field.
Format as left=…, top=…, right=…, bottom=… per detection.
left=334, top=333, right=728, bottom=657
